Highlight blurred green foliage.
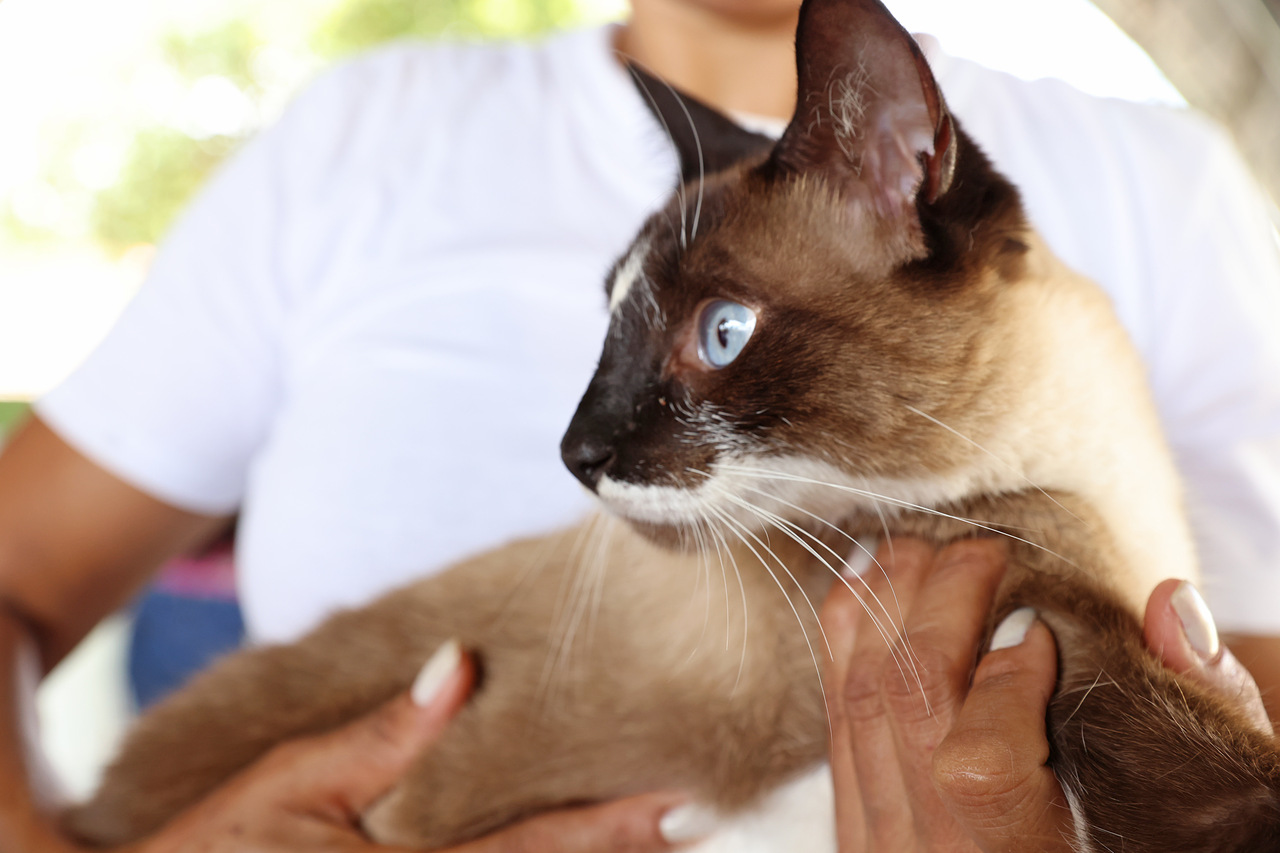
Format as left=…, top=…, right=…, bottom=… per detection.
left=93, top=129, right=240, bottom=250
left=164, top=20, right=263, bottom=92
left=0, top=402, right=29, bottom=438
left=314, top=0, right=581, bottom=55
left=9, top=0, right=614, bottom=253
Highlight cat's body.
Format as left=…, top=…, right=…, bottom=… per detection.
left=66, top=0, right=1280, bottom=850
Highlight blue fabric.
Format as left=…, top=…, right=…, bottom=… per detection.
left=128, top=589, right=245, bottom=709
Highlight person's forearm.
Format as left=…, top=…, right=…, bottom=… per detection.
left=0, top=608, right=79, bottom=852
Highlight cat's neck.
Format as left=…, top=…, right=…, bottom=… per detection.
left=933, top=235, right=1198, bottom=607
left=777, top=234, right=1198, bottom=611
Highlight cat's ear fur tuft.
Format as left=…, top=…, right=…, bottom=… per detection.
left=626, top=63, right=777, bottom=184
left=767, top=0, right=956, bottom=220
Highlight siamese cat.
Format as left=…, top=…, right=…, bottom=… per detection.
left=65, top=0, right=1280, bottom=850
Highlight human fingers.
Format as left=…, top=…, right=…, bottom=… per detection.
left=840, top=537, right=937, bottom=849
left=446, top=792, right=695, bottom=853
left=262, top=639, right=475, bottom=817
left=142, top=641, right=475, bottom=853
left=932, top=609, right=1072, bottom=853
left=883, top=539, right=1006, bottom=849
left=819, top=544, right=874, bottom=849
left=1143, top=580, right=1272, bottom=734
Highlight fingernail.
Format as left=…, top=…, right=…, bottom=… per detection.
left=659, top=803, right=719, bottom=843
left=412, top=639, right=462, bottom=706
left=842, top=537, right=879, bottom=578
left=1171, top=581, right=1220, bottom=660
left=990, top=607, right=1036, bottom=651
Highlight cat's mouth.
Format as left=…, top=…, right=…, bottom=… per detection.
left=591, top=455, right=871, bottom=544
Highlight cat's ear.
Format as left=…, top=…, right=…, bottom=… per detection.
left=626, top=62, right=777, bottom=183
left=767, top=0, right=956, bottom=220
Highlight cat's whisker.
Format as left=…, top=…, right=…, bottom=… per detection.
left=857, top=497, right=921, bottom=668
left=707, top=514, right=751, bottom=692
left=705, top=504, right=830, bottom=716
left=650, top=73, right=706, bottom=243
left=622, top=61, right=689, bottom=248
left=690, top=470, right=920, bottom=678
left=716, top=463, right=1078, bottom=568
left=714, top=488, right=924, bottom=700
left=714, top=501, right=833, bottom=660
left=680, top=515, right=715, bottom=664
left=730, top=482, right=899, bottom=611
left=706, top=476, right=920, bottom=669
left=695, top=505, right=734, bottom=654
left=903, top=404, right=1088, bottom=528
left=584, top=514, right=616, bottom=658
left=545, top=514, right=619, bottom=706
left=537, top=514, right=606, bottom=704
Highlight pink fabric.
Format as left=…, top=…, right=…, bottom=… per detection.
left=155, top=542, right=237, bottom=600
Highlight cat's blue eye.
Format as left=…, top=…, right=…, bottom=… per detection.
left=697, top=300, right=757, bottom=369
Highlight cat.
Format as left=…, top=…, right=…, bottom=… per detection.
left=65, top=0, right=1280, bottom=850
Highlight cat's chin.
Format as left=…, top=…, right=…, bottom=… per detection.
left=618, top=517, right=699, bottom=552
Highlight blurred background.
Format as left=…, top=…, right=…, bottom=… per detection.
left=0, top=0, right=1276, bottom=802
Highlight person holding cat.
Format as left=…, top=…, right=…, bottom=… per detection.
left=2, top=0, right=1279, bottom=850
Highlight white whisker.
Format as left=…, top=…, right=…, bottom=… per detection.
left=714, top=487, right=925, bottom=701
left=624, top=62, right=688, bottom=248
left=716, top=463, right=1078, bottom=568
left=705, top=504, right=829, bottom=715
left=903, top=404, right=1087, bottom=528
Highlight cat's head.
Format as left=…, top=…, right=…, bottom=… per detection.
left=562, top=0, right=1038, bottom=541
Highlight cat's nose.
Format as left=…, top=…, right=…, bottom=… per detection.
left=561, top=435, right=616, bottom=492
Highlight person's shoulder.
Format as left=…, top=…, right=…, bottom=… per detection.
left=925, top=40, right=1230, bottom=179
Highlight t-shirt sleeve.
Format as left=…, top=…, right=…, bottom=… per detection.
left=1145, top=123, right=1280, bottom=635
left=36, top=56, right=407, bottom=514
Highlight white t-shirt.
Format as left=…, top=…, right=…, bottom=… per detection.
left=38, top=26, right=1280, bottom=642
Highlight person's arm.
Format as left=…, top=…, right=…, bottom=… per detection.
left=0, top=416, right=227, bottom=850
left=821, top=539, right=1276, bottom=853
left=0, top=419, right=699, bottom=852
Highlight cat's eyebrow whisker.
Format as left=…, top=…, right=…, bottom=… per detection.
left=903, top=404, right=1087, bottom=528
left=716, top=464, right=1079, bottom=568
left=622, top=60, right=690, bottom=249
left=652, top=74, right=706, bottom=243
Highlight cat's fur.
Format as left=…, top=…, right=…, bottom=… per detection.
left=66, top=0, right=1280, bottom=850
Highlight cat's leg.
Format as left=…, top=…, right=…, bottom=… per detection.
left=60, top=600, right=442, bottom=846
left=994, top=571, right=1280, bottom=853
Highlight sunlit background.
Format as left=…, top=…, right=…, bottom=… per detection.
left=0, top=0, right=1192, bottom=401
left=0, top=0, right=1263, bottom=801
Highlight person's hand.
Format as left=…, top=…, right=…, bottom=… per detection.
left=819, top=539, right=1274, bottom=853
left=1142, top=578, right=1273, bottom=735
left=130, top=639, right=701, bottom=853
left=11, top=640, right=701, bottom=853
left=819, top=538, right=1071, bottom=852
